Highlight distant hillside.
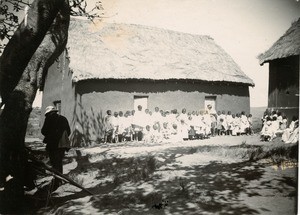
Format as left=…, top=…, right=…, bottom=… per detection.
left=250, top=106, right=267, bottom=132
left=26, top=107, right=42, bottom=138
left=251, top=107, right=267, bottom=118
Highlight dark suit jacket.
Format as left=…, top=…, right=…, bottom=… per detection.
left=41, top=112, right=70, bottom=151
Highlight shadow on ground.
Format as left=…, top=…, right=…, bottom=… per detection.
left=24, top=143, right=297, bottom=214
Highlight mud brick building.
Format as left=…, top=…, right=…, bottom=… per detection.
left=41, top=18, right=254, bottom=145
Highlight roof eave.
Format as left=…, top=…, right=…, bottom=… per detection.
left=72, top=77, right=254, bottom=87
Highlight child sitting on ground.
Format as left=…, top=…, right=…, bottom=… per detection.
left=218, top=118, right=226, bottom=135
left=282, top=116, right=298, bottom=143
left=143, top=125, right=152, bottom=143
left=169, top=123, right=181, bottom=142
left=152, top=123, right=163, bottom=143
left=161, top=122, right=171, bottom=141
left=247, top=114, right=254, bottom=135
left=260, top=117, right=273, bottom=141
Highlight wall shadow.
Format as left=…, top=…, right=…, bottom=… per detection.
left=70, top=95, right=106, bottom=147
left=76, top=79, right=250, bottom=97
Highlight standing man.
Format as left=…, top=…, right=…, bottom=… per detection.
left=133, top=105, right=145, bottom=141
left=104, top=110, right=114, bottom=143
left=41, top=106, right=70, bottom=189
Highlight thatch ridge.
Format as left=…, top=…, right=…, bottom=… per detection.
left=258, top=18, right=300, bottom=65
left=67, top=18, right=254, bottom=86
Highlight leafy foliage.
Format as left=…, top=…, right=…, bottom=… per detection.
left=0, top=0, right=103, bottom=52
left=0, top=0, right=29, bottom=44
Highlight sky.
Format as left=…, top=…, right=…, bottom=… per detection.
left=29, top=0, right=298, bottom=107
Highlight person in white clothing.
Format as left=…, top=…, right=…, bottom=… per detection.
left=177, top=108, right=188, bottom=124
left=240, top=111, right=249, bottom=135
left=260, top=118, right=273, bottom=141
left=232, top=114, right=241, bottom=136
left=123, top=112, right=133, bottom=141
left=203, top=111, right=212, bottom=138
left=179, top=119, right=190, bottom=141
left=111, top=112, right=119, bottom=142
left=143, top=125, right=152, bottom=143
left=206, top=104, right=217, bottom=115
left=132, top=105, right=145, bottom=141
left=169, top=123, right=182, bottom=142
left=247, top=114, right=254, bottom=135
left=117, top=111, right=126, bottom=142
left=226, top=111, right=234, bottom=135
left=104, top=110, right=115, bottom=143
left=282, top=116, right=298, bottom=143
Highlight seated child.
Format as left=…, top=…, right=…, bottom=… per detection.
left=143, top=125, right=152, bottom=143
left=282, top=117, right=298, bottom=143
left=233, top=114, right=241, bottom=136
left=179, top=119, right=190, bottom=141
left=260, top=118, right=273, bottom=141
left=169, top=123, right=182, bottom=142
left=217, top=118, right=226, bottom=135
left=132, top=124, right=143, bottom=141
left=247, top=114, right=253, bottom=135
left=152, top=123, right=163, bottom=143
left=123, top=113, right=133, bottom=141
left=284, top=121, right=299, bottom=144
left=279, top=116, right=288, bottom=131
left=161, top=122, right=171, bottom=141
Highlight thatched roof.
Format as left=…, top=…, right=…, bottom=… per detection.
left=67, top=18, right=254, bottom=86
left=258, top=18, right=300, bottom=65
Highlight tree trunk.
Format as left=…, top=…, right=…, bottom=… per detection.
left=0, top=0, right=69, bottom=212
left=0, top=0, right=66, bottom=104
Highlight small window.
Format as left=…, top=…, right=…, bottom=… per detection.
left=134, top=95, right=148, bottom=110
left=53, top=100, right=61, bottom=114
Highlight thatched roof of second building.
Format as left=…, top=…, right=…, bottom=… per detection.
left=258, top=18, right=300, bottom=65
left=68, top=18, right=254, bottom=86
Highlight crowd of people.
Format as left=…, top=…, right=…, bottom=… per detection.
left=103, top=105, right=254, bottom=143
left=260, top=110, right=298, bottom=143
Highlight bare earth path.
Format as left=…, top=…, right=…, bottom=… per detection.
left=26, top=134, right=297, bottom=214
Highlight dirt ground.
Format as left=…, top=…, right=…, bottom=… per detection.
left=25, top=134, right=297, bottom=215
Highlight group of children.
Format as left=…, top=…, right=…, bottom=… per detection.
left=103, top=105, right=254, bottom=143
left=260, top=110, right=299, bottom=143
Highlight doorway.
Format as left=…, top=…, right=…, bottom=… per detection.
left=133, top=95, right=148, bottom=110
left=204, top=96, right=216, bottom=112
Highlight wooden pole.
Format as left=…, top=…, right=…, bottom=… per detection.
left=27, top=148, right=110, bottom=196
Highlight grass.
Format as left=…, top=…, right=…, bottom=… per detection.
left=184, top=143, right=260, bottom=161
left=113, top=155, right=158, bottom=186
left=67, top=154, right=159, bottom=189
left=174, top=140, right=298, bottom=167
left=248, top=143, right=298, bottom=165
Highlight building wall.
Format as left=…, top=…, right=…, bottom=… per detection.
left=41, top=56, right=63, bottom=121
left=43, top=57, right=252, bottom=146
left=76, top=79, right=250, bottom=112
left=268, top=55, right=299, bottom=121
left=73, top=79, right=250, bottom=143
left=41, top=51, right=76, bottom=131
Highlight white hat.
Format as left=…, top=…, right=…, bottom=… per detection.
left=45, top=106, right=58, bottom=115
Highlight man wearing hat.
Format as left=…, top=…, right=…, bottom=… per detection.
left=41, top=106, right=70, bottom=190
